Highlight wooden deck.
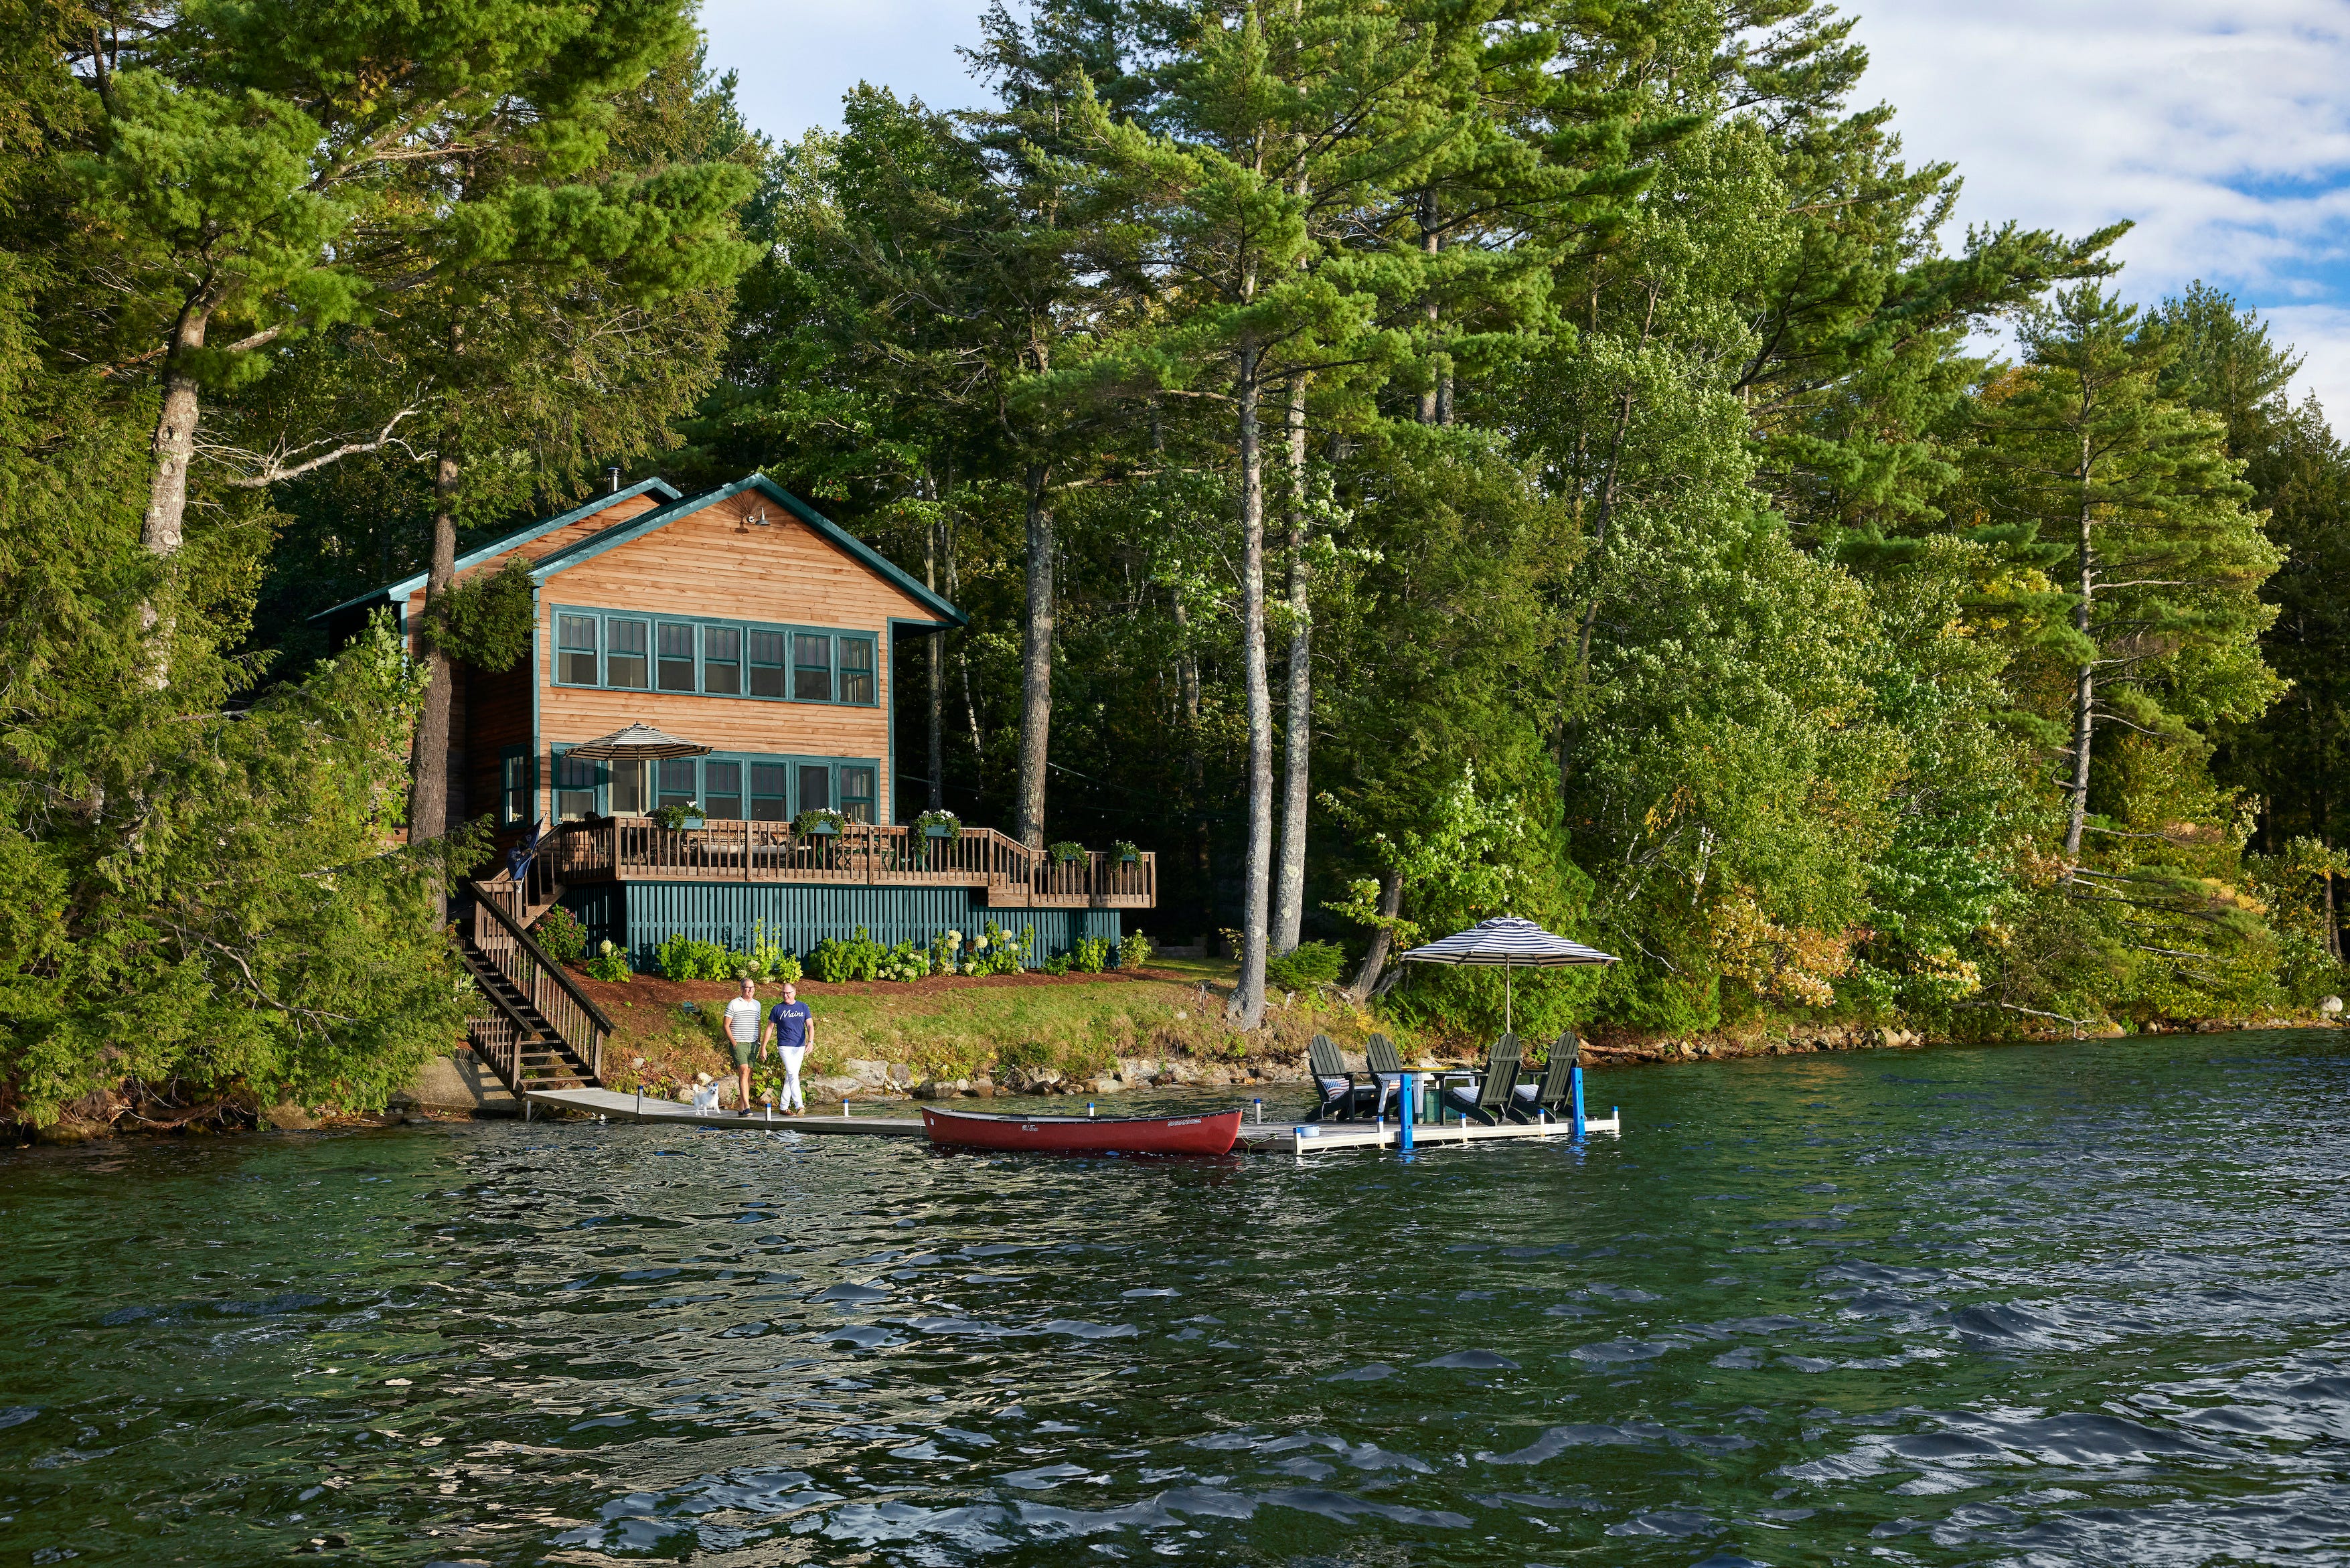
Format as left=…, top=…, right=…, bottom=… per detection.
left=521, top=1087, right=1622, bottom=1152
left=542, top=820, right=1154, bottom=909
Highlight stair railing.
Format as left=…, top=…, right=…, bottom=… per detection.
left=464, top=969, right=536, bottom=1093
left=464, top=879, right=615, bottom=1085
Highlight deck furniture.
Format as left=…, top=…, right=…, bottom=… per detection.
left=1441, top=1033, right=1522, bottom=1126
left=1308, top=1034, right=1360, bottom=1122
left=1507, top=1030, right=1579, bottom=1123
left=1364, top=1032, right=1409, bottom=1120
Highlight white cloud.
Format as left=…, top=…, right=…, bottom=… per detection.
left=1849, top=0, right=2350, bottom=408
left=696, top=1, right=2350, bottom=418
left=2258, top=305, right=2350, bottom=422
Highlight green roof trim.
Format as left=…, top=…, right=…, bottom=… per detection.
left=305, top=477, right=682, bottom=623
left=526, top=473, right=968, bottom=629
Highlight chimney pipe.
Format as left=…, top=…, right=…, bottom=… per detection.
left=607, top=465, right=621, bottom=494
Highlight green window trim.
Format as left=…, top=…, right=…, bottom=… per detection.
left=498, top=745, right=537, bottom=828
left=547, top=748, right=880, bottom=823
left=549, top=605, right=880, bottom=707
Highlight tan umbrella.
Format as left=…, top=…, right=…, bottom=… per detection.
left=564, top=722, right=711, bottom=761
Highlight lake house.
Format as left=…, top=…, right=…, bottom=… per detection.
left=319, top=472, right=1154, bottom=978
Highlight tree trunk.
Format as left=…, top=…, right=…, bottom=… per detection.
left=143, top=297, right=214, bottom=558
left=2328, top=872, right=2340, bottom=961
left=925, top=514, right=944, bottom=812
left=137, top=291, right=218, bottom=682
left=1343, top=869, right=1403, bottom=1004
left=408, top=449, right=461, bottom=850
left=1173, top=595, right=1210, bottom=948
left=1417, top=189, right=1442, bottom=424
left=1014, top=463, right=1054, bottom=848
left=1227, top=343, right=1272, bottom=1029
left=2062, top=442, right=2096, bottom=864
left=1273, top=373, right=1311, bottom=953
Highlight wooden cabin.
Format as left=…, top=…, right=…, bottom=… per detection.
left=317, top=473, right=1153, bottom=965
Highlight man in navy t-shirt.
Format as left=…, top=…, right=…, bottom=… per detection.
left=760, top=982, right=817, bottom=1115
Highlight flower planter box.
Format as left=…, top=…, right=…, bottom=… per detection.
left=924, top=825, right=956, bottom=839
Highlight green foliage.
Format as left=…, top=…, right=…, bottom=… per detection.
left=915, top=809, right=962, bottom=839
left=1119, top=930, right=1153, bottom=970
left=653, top=933, right=733, bottom=983
left=809, top=927, right=884, bottom=984
left=1265, top=941, right=1345, bottom=992
left=423, top=557, right=536, bottom=672
left=1043, top=951, right=1073, bottom=976
left=1047, top=840, right=1085, bottom=864
left=795, top=808, right=845, bottom=836
left=533, top=905, right=589, bottom=962
left=584, top=941, right=632, bottom=983
left=1071, top=936, right=1111, bottom=975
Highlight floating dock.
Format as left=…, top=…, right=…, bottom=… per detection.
left=520, top=1088, right=1620, bottom=1154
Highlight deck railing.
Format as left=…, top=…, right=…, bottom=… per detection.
left=465, top=878, right=617, bottom=1081
left=546, top=820, right=1154, bottom=907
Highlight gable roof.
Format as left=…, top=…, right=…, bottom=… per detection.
left=307, top=477, right=683, bottom=623
left=528, top=473, right=968, bottom=628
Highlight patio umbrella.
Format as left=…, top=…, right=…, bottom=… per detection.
left=1399, top=915, right=1617, bottom=1034
left=563, top=721, right=711, bottom=761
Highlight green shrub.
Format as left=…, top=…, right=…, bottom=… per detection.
left=1071, top=935, right=1111, bottom=973
left=879, top=939, right=931, bottom=982
left=1265, top=940, right=1346, bottom=992
left=1119, top=929, right=1153, bottom=970
left=654, top=933, right=733, bottom=983
left=533, top=905, right=588, bottom=962
left=960, top=921, right=1032, bottom=975
left=809, top=926, right=886, bottom=983
left=585, top=941, right=631, bottom=983
left=1044, top=951, right=1073, bottom=975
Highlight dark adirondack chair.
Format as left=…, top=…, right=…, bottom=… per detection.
left=1507, top=1030, right=1579, bottom=1123
left=1363, top=1032, right=1408, bottom=1120
left=1308, top=1034, right=1358, bottom=1122
left=1442, top=1033, right=1521, bottom=1125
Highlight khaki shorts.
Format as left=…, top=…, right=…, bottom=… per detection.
left=730, top=1040, right=759, bottom=1067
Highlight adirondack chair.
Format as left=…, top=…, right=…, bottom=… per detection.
left=1441, top=1033, right=1522, bottom=1126
left=1507, top=1030, right=1579, bottom=1123
left=1363, top=1032, right=1408, bottom=1120
left=1307, top=1034, right=1358, bottom=1122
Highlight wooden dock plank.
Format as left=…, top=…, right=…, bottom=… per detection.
left=524, top=1086, right=925, bottom=1135
left=524, top=1087, right=1624, bottom=1153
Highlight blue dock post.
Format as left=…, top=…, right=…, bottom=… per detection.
left=1399, top=1072, right=1415, bottom=1154
left=1570, top=1065, right=1586, bottom=1138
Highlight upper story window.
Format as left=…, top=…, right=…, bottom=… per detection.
left=656, top=622, right=696, bottom=692
left=557, top=615, right=598, bottom=686
left=704, top=626, right=740, bottom=695
left=550, top=607, right=878, bottom=706
left=607, top=618, right=649, bottom=689
left=838, top=637, right=876, bottom=706
left=792, top=633, right=832, bottom=702
left=748, top=630, right=785, bottom=697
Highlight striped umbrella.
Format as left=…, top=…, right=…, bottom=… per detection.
left=1399, top=916, right=1618, bottom=1033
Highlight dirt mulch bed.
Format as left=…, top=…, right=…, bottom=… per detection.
left=565, top=965, right=1204, bottom=1012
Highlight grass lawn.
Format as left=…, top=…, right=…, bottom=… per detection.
left=578, top=953, right=1405, bottom=1094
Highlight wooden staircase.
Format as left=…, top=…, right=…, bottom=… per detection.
left=457, top=878, right=613, bottom=1099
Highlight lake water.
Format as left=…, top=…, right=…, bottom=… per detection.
left=4, top=1029, right=2349, bottom=1566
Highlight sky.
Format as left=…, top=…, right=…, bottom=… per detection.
left=699, top=0, right=2350, bottom=418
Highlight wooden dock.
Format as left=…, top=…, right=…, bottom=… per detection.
left=523, top=1086, right=927, bottom=1135
left=1235, top=1111, right=1622, bottom=1156
left=524, top=1087, right=1622, bottom=1154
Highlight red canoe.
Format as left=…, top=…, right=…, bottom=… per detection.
left=921, top=1104, right=1243, bottom=1156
